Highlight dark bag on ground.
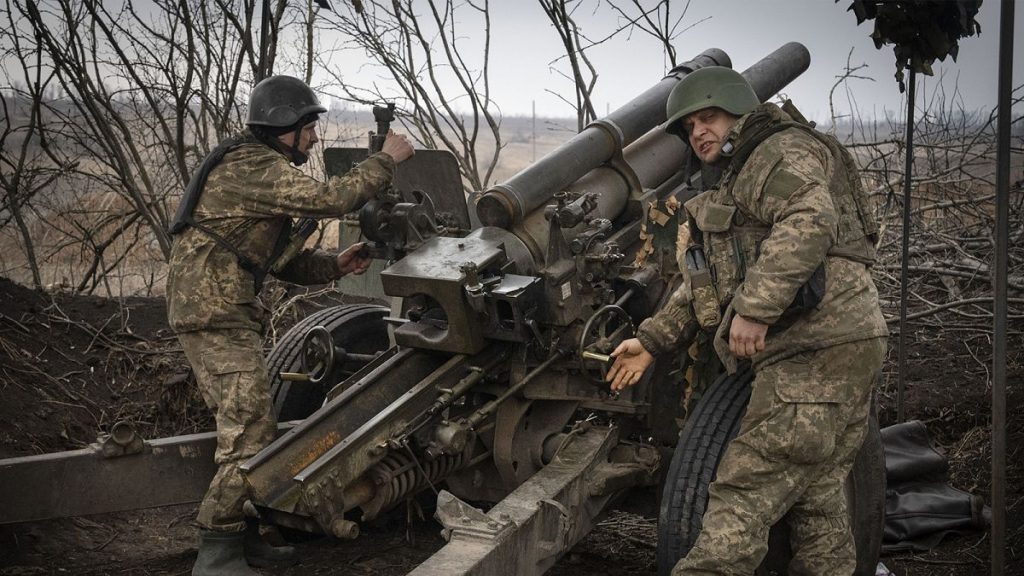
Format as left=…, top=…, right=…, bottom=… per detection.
left=881, top=420, right=990, bottom=553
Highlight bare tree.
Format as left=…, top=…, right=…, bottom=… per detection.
left=0, top=0, right=367, bottom=294
left=315, top=0, right=503, bottom=192
left=539, top=0, right=704, bottom=132
left=0, top=1, right=70, bottom=289
left=22, top=0, right=188, bottom=257
left=4, top=0, right=306, bottom=293
left=605, top=0, right=706, bottom=70
left=826, top=47, right=876, bottom=135
left=857, top=85, right=1024, bottom=327
left=538, top=0, right=599, bottom=132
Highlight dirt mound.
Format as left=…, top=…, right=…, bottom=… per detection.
left=0, top=277, right=202, bottom=459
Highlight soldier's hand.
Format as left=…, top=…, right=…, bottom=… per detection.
left=381, top=131, right=414, bottom=164
left=729, top=314, right=768, bottom=358
left=337, top=242, right=372, bottom=276
left=607, top=338, right=655, bottom=392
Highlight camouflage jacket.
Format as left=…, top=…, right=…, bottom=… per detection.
left=167, top=139, right=395, bottom=333
left=637, top=103, right=888, bottom=368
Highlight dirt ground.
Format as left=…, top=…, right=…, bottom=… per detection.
left=0, top=276, right=1020, bottom=576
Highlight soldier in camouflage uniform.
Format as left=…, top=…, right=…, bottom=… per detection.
left=166, top=75, right=413, bottom=576
left=607, top=66, right=888, bottom=575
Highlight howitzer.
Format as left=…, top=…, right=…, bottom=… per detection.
left=0, top=42, right=887, bottom=576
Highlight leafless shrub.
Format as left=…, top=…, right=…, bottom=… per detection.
left=832, top=73, right=1024, bottom=398
left=316, top=0, right=503, bottom=192
left=0, top=0, right=325, bottom=294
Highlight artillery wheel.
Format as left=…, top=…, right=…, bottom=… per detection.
left=656, top=367, right=885, bottom=575
left=267, top=304, right=389, bottom=421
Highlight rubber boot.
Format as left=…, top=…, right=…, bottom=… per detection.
left=192, top=530, right=259, bottom=576
left=245, top=520, right=298, bottom=568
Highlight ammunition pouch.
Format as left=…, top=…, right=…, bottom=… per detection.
left=688, top=198, right=771, bottom=328
left=687, top=194, right=831, bottom=332
left=684, top=245, right=720, bottom=330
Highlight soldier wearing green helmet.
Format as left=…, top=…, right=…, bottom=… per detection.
left=663, top=65, right=761, bottom=137
left=607, top=66, right=888, bottom=575
left=166, top=75, right=414, bottom=576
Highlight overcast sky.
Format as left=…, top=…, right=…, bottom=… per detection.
left=400, top=0, right=1022, bottom=124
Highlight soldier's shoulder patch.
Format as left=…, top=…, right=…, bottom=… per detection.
left=763, top=163, right=807, bottom=199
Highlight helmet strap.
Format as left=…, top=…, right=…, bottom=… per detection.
left=289, top=123, right=308, bottom=166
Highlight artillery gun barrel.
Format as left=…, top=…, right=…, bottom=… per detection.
left=512, top=42, right=812, bottom=257
left=742, top=41, right=813, bottom=104
left=475, top=48, right=731, bottom=229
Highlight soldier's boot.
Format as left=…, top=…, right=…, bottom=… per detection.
left=244, top=520, right=298, bottom=567
left=192, top=530, right=259, bottom=576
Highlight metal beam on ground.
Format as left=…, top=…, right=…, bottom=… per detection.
left=408, top=425, right=657, bottom=576
left=0, top=423, right=296, bottom=525
left=0, top=430, right=219, bottom=524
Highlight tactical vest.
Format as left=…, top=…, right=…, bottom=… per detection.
left=169, top=133, right=293, bottom=292
left=684, top=109, right=879, bottom=330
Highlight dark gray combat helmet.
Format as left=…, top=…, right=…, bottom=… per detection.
left=665, top=66, right=759, bottom=137
left=247, top=75, right=327, bottom=128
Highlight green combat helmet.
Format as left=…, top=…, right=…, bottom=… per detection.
left=665, top=66, right=759, bottom=137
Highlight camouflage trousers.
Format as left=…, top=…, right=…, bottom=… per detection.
left=673, top=337, right=886, bottom=576
left=178, top=327, right=276, bottom=532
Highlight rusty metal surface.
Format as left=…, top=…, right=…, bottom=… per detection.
left=295, top=348, right=505, bottom=530
left=242, top=347, right=446, bottom=509
left=244, top=345, right=509, bottom=534
left=294, top=352, right=467, bottom=486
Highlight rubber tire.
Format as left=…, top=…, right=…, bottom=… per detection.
left=267, top=304, right=389, bottom=421
left=656, top=367, right=885, bottom=576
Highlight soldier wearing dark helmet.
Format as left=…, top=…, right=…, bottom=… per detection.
left=608, top=66, right=887, bottom=575
left=166, top=75, right=413, bottom=576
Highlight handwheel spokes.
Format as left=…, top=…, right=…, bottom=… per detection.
left=301, top=326, right=336, bottom=384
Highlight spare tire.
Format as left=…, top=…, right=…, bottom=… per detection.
left=656, top=367, right=885, bottom=575
left=266, top=304, right=389, bottom=421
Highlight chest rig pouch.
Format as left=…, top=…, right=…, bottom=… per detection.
left=684, top=192, right=771, bottom=331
